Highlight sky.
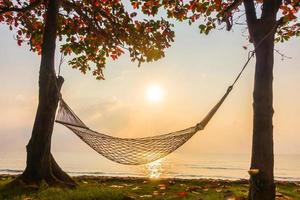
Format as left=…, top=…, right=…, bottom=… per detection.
left=0, top=9, right=299, bottom=170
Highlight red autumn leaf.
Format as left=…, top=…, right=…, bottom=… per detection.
left=176, top=191, right=188, bottom=197
left=17, top=39, right=22, bottom=46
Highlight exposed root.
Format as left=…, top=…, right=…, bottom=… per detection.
left=8, top=174, right=40, bottom=190
left=50, top=154, right=77, bottom=188
left=8, top=154, right=76, bottom=189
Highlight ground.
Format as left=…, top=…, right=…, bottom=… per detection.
left=0, top=175, right=299, bottom=200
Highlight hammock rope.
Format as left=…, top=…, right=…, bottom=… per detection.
left=54, top=24, right=277, bottom=165
left=54, top=71, right=246, bottom=165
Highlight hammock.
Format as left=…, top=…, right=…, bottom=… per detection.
left=55, top=50, right=257, bottom=165
left=53, top=23, right=278, bottom=165
left=55, top=49, right=255, bottom=165
left=55, top=86, right=233, bottom=165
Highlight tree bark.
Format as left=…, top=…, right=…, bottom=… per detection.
left=248, top=22, right=276, bottom=199
left=12, top=0, right=76, bottom=188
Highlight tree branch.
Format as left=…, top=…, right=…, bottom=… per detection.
left=0, top=0, right=42, bottom=15
left=274, top=49, right=292, bottom=60
left=225, top=0, right=244, bottom=13
left=61, top=0, right=110, bottom=39
left=276, top=16, right=286, bottom=28
left=244, top=0, right=257, bottom=24
left=61, top=0, right=126, bottom=47
left=220, top=0, right=243, bottom=30
left=261, top=0, right=282, bottom=21
left=244, top=0, right=257, bottom=41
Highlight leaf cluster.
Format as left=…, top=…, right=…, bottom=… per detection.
left=130, top=0, right=299, bottom=38
left=0, top=0, right=174, bottom=79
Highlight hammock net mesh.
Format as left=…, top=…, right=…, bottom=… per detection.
left=55, top=84, right=232, bottom=165
left=56, top=99, right=201, bottom=165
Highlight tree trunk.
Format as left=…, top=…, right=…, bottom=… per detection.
left=12, top=0, right=76, bottom=188
left=248, top=23, right=276, bottom=199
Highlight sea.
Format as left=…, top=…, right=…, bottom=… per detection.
left=0, top=152, right=299, bottom=181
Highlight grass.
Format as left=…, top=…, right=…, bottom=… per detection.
left=0, top=176, right=299, bottom=200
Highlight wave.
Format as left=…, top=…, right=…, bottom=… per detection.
left=180, top=165, right=245, bottom=170
left=0, top=169, right=23, bottom=173
left=0, top=169, right=142, bottom=177
left=274, top=176, right=300, bottom=181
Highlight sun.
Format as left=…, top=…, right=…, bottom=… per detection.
left=146, top=84, right=164, bottom=103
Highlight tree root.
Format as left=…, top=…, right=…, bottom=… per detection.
left=8, top=153, right=76, bottom=189
left=49, top=154, right=77, bottom=188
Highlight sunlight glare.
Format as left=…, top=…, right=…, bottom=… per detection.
left=146, top=84, right=164, bottom=103
left=143, top=159, right=164, bottom=179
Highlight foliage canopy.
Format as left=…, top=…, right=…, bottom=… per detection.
left=0, top=0, right=175, bottom=79
left=0, top=0, right=299, bottom=79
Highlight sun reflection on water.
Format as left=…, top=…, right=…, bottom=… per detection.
left=143, top=159, right=164, bottom=179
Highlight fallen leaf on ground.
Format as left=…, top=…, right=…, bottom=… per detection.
left=176, top=191, right=188, bottom=197
left=158, top=184, right=167, bottom=190
left=140, top=195, right=152, bottom=198
left=131, top=186, right=140, bottom=190
left=275, top=195, right=293, bottom=200
left=216, top=188, right=222, bottom=193
left=122, top=195, right=135, bottom=200
left=276, top=192, right=284, bottom=197
left=186, top=186, right=201, bottom=192
left=110, top=185, right=125, bottom=188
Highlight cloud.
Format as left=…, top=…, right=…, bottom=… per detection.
left=79, top=96, right=121, bottom=122
left=72, top=97, right=136, bottom=135
left=0, top=93, right=37, bottom=129
left=110, top=69, right=132, bottom=81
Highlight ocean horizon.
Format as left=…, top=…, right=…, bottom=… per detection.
left=1, top=152, right=299, bottom=181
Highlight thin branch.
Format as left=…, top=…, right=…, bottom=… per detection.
left=61, top=0, right=110, bottom=39
left=220, top=0, right=243, bottom=30
left=276, top=16, right=290, bottom=29
left=91, top=5, right=125, bottom=46
left=274, top=49, right=292, bottom=60
left=62, top=0, right=126, bottom=47
left=224, top=0, right=244, bottom=13
left=233, top=12, right=246, bottom=23
left=0, top=0, right=42, bottom=15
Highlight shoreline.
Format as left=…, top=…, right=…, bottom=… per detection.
left=1, top=174, right=300, bottom=185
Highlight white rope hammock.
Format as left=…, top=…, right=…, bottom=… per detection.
left=55, top=86, right=233, bottom=165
